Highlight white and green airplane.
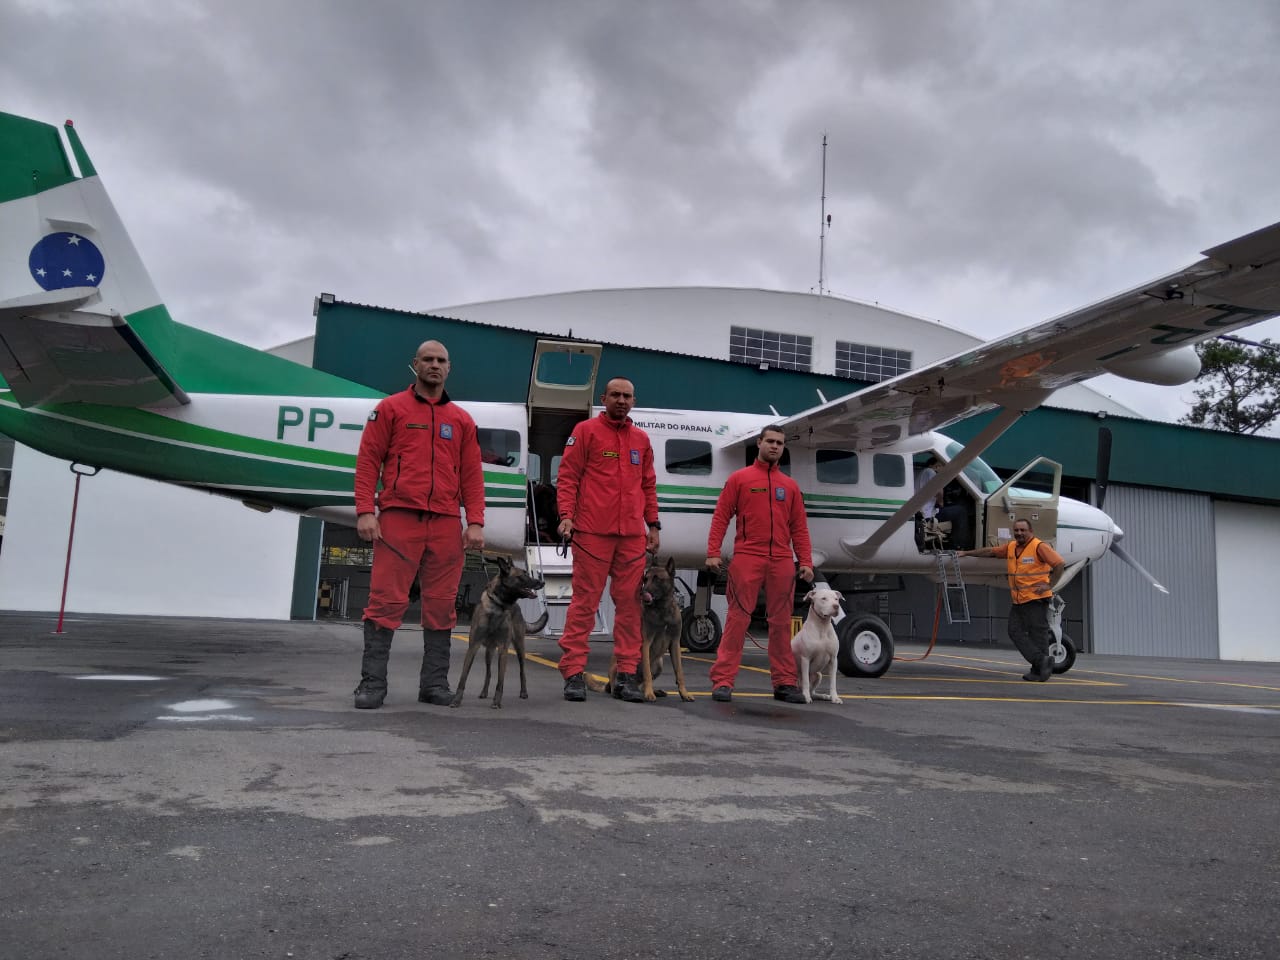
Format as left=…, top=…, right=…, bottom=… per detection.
left=4, top=110, right=1280, bottom=677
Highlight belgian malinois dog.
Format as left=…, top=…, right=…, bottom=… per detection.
left=450, top=557, right=549, bottom=710
left=584, top=556, right=692, bottom=702
left=637, top=555, right=694, bottom=701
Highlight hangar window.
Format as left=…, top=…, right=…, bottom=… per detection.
left=476, top=428, right=522, bottom=467
left=872, top=453, right=906, bottom=488
left=666, top=439, right=712, bottom=476
left=836, top=342, right=911, bottom=382
left=730, top=326, right=812, bottom=372
left=817, top=449, right=858, bottom=485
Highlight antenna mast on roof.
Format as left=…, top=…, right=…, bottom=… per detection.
left=818, top=133, right=830, bottom=296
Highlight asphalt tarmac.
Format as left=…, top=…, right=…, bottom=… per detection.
left=1, top=611, right=1277, bottom=960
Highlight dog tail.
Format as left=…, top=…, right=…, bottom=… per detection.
left=524, top=610, right=549, bottom=635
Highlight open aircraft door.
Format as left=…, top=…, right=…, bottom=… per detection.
left=981, top=457, right=1062, bottom=547
left=525, top=340, right=603, bottom=634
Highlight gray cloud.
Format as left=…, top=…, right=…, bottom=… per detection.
left=2, top=0, right=1279, bottom=412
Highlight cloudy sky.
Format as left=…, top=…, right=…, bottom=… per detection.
left=4, top=0, right=1280, bottom=421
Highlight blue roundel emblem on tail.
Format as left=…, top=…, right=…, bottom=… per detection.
left=28, top=232, right=106, bottom=291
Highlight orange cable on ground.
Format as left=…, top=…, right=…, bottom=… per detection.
left=893, top=590, right=942, bottom=662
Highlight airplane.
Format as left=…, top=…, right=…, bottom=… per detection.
left=3, top=110, right=1280, bottom=680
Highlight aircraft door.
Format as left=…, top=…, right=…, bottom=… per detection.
left=527, top=340, right=603, bottom=421
left=982, top=457, right=1062, bottom=547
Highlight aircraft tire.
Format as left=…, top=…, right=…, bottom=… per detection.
left=837, top=613, right=894, bottom=679
left=1049, top=634, right=1077, bottom=674
left=681, top=609, right=723, bottom=653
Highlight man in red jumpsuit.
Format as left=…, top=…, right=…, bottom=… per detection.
left=706, top=425, right=814, bottom=703
left=556, top=377, right=660, bottom=703
left=352, top=339, right=486, bottom=709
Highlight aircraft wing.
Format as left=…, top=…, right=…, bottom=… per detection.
left=727, top=220, right=1280, bottom=449
left=0, top=287, right=189, bottom=408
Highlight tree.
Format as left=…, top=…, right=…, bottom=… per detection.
left=1180, top=337, right=1280, bottom=435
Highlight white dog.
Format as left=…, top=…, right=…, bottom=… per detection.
left=791, top=586, right=844, bottom=704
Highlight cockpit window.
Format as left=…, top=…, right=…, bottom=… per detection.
left=943, top=441, right=1003, bottom=494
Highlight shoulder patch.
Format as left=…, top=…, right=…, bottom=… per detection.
left=565, top=435, right=576, bottom=446
left=367, top=410, right=378, bottom=422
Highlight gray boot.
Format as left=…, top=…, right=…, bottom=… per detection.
left=354, top=620, right=394, bottom=709
left=418, top=628, right=455, bottom=705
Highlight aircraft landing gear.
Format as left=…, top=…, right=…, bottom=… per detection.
left=1049, top=634, right=1077, bottom=674
left=679, top=568, right=722, bottom=653
left=1046, top=595, right=1076, bottom=675
left=836, top=613, right=895, bottom=679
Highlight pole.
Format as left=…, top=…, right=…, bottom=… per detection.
left=818, top=134, right=828, bottom=296
left=54, top=463, right=99, bottom=635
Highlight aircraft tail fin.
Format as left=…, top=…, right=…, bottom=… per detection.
left=0, top=112, right=379, bottom=409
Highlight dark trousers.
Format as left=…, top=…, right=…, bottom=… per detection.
left=1007, top=598, right=1052, bottom=667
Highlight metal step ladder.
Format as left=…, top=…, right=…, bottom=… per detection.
left=936, top=551, right=971, bottom=625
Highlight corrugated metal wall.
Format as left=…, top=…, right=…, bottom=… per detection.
left=1088, top=484, right=1218, bottom=658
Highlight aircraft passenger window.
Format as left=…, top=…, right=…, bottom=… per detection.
left=872, top=453, right=906, bottom=487
left=476, top=428, right=522, bottom=467
left=550, top=455, right=562, bottom=484
left=744, top=444, right=791, bottom=475
left=816, top=449, right=858, bottom=484
left=528, top=453, right=543, bottom=483
left=666, top=439, right=712, bottom=476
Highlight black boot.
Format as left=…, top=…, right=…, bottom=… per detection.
left=354, top=620, right=394, bottom=709
left=612, top=672, right=645, bottom=703
left=418, top=628, right=455, bottom=705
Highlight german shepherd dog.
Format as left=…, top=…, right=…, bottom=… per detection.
left=450, top=557, right=549, bottom=709
left=587, top=556, right=694, bottom=701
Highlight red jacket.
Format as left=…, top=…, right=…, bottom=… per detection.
left=707, top=460, right=813, bottom=566
left=557, top=412, right=658, bottom=536
left=354, top=386, right=485, bottom=525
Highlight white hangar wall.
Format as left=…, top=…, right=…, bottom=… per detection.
left=0, top=444, right=299, bottom=619
left=421, top=287, right=1139, bottom=418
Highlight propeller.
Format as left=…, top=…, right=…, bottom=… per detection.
left=1094, top=426, right=1112, bottom=510
left=1094, top=425, right=1169, bottom=594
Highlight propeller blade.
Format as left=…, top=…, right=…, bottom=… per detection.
left=1095, top=426, right=1113, bottom=510
left=1108, top=541, right=1169, bottom=594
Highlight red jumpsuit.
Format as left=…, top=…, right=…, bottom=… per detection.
left=355, top=387, right=485, bottom=632
left=707, top=460, right=813, bottom=689
left=556, top=412, right=658, bottom=678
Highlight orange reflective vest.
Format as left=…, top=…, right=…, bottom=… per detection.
left=1004, top=537, right=1054, bottom=604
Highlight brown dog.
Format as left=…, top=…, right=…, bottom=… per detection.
left=450, top=557, right=548, bottom=709
left=586, top=556, right=693, bottom=702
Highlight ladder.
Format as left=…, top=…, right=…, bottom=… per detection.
left=936, top=551, right=970, bottom=625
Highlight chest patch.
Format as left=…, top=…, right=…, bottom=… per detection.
left=440, top=423, right=453, bottom=440
left=630, top=449, right=640, bottom=465
left=602, top=450, right=619, bottom=459
left=775, top=487, right=786, bottom=501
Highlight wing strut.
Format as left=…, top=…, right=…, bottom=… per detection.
left=847, top=399, right=1046, bottom=560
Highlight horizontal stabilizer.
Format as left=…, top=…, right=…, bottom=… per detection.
left=0, top=297, right=189, bottom=408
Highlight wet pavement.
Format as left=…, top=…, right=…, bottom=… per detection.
left=1, top=612, right=1278, bottom=959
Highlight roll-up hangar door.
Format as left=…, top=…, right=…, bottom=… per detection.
left=1087, top=484, right=1218, bottom=658
left=1213, top=500, right=1280, bottom=662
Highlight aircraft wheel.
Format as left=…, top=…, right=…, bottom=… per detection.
left=681, top=609, right=723, bottom=653
left=837, top=614, right=895, bottom=678
left=1049, top=634, right=1077, bottom=674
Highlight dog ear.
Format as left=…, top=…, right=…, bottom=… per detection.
left=495, top=555, right=512, bottom=574
left=803, top=588, right=816, bottom=602
left=665, top=556, right=676, bottom=576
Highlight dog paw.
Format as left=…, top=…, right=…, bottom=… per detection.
left=680, top=692, right=695, bottom=702
left=520, top=691, right=528, bottom=699
left=831, top=696, right=843, bottom=705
